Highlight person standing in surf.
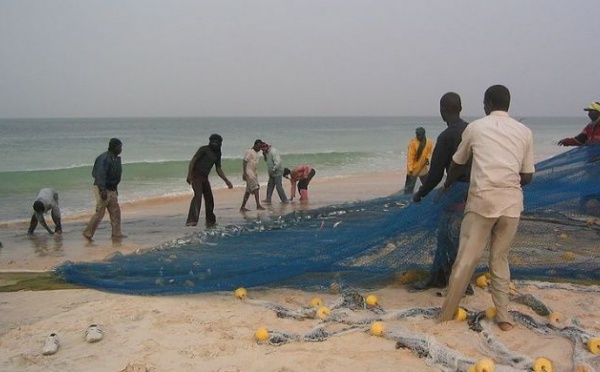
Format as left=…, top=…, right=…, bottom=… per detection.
left=83, top=138, right=125, bottom=241
left=186, top=134, right=233, bottom=227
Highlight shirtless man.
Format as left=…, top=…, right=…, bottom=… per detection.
left=283, top=165, right=316, bottom=202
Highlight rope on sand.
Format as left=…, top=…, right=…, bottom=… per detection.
left=510, top=293, right=552, bottom=316
left=477, top=320, right=533, bottom=369
left=389, top=328, right=477, bottom=371
left=509, top=310, right=600, bottom=370
left=244, top=290, right=600, bottom=371
left=514, top=280, right=600, bottom=294
left=245, top=293, right=521, bottom=371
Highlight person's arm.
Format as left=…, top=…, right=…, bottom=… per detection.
left=216, top=167, right=233, bottom=189
left=414, top=138, right=448, bottom=201
left=444, top=128, right=472, bottom=189
left=444, top=160, right=469, bottom=188
left=242, top=159, right=248, bottom=181
left=94, top=154, right=109, bottom=200
left=425, top=140, right=434, bottom=165
left=36, top=212, right=54, bottom=234
left=558, top=133, right=587, bottom=146
left=520, top=135, right=535, bottom=186
left=558, top=125, right=589, bottom=146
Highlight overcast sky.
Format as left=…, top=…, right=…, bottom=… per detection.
left=1, top=1, right=598, bottom=118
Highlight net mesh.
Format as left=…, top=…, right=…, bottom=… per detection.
left=56, top=144, right=600, bottom=295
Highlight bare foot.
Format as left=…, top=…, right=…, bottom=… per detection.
left=240, top=207, right=251, bottom=212
left=257, top=206, right=265, bottom=210
left=498, top=322, right=514, bottom=331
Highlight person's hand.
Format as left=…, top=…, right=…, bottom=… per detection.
left=226, top=180, right=233, bottom=189
left=412, top=194, right=422, bottom=203
left=558, top=138, right=578, bottom=146
left=100, top=189, right=108, bottom=200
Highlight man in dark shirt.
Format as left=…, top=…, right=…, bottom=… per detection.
left=83, top=138, right=125, bottom=241
left=186, top=134, right=233, bottom=227
left=410, top=92, right=471, bottom=292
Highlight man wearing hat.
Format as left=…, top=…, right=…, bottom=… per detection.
left=558, top=101, right=600, bottom=146
left=240, top=139, right=266, bottom=211
left=83, top=138, right=125, bottom=240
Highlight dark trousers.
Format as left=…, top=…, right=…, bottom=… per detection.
left=403, top=174, right=427, bottom=194
left=297, top=169, right=316, bottom=191
left=429, top=182, right=468, bottom=286
left=187, top=175, right=216, bottom=225
left=429, top=208, right=462, bottom=286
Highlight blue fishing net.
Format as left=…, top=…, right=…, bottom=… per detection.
left=56, top=144, right=600, bottom=295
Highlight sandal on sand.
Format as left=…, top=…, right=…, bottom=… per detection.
left=42, top=333, right=59, bottom=355
left=85, top=324, right=103, bottom=343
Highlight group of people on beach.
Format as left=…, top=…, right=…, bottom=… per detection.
left=400, top=85, right=599, bottom=331
left=26, top=135, right=317, bottom=240
left=185, top=135, right=316, bottom=227
left=24, top=84, right=599, bottom=332
left=238, top=139, right=316, bottom=212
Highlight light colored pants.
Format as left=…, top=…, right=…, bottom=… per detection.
left=439, top=211, right=520, bottom=325
left=83, top=186, right=122, bottom=238
left=266, top=174, right=288, bottom=203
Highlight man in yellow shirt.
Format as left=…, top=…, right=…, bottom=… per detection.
left=404, top=127, right=434, bottom=194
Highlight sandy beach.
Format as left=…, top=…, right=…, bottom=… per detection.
left=1, top=171, right=599, bottom=371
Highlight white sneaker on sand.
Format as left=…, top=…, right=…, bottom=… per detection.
left=85, top=324, right=103, bottom=343
left=42, top=333, right=59, bottom=355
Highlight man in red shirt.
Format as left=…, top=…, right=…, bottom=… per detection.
left=558, top=101, right=600, bottom=146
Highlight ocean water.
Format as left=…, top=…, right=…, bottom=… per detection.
left=0, top=116, right=582, bottom=223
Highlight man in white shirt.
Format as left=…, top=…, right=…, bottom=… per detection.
left=240, top=139, right=266, bottom=211
left=28, top=188, right=62, bottom=235
left=439, top=85, right=535, bottom=331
